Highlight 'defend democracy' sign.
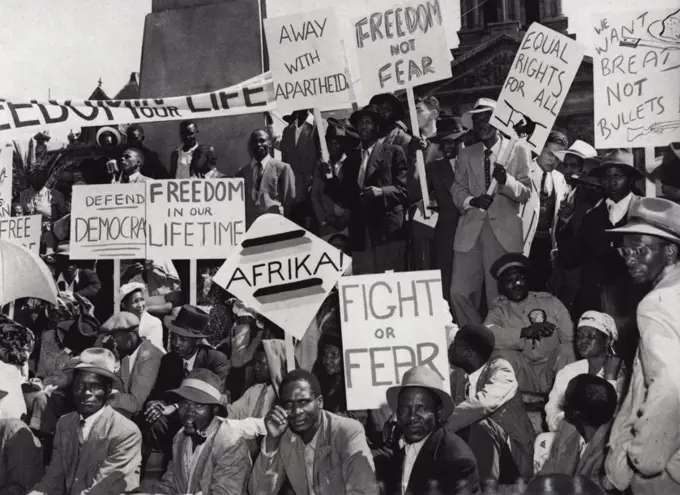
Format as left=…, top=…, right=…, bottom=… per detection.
left=351, top=0, right=452, bottom=97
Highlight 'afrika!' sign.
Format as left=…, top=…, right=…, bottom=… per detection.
left=212, top=214, right=351, bottom=339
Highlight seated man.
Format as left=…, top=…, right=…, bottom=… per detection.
left=484, top=253, right=575, bottom=393
left=153, top=369, right=251, bottom=494
left=29, top=348, right=142, bottom=495
left=539, top=374, right=617, bottom=489
left=99, top=312, right=164, bottom=418
left=0, top=387, right=44, bottom=495
left=447, top=324, right=535, bottom=482
left=375, top=366, right=480, bottom=495
left=249, top=369, right=378, bottom=495
left=143, top=305, right=229, bottom=465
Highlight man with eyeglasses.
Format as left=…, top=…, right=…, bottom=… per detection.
left=250, top=369, right=378, bottom=495
left=604, top=197, right=680, bottom=495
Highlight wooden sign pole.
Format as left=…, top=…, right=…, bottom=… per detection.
left=405, top=86, right=431, bottom=219
left=113, top=259, right=121, bottom=312
left=189, top=259, right=197, bottom=306
left=644, top=147, right=656, bottom=198
left=313, top=108, right=330, bottom=163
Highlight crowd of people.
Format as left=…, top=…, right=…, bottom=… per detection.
left=1, top=85, right=680, bottom=495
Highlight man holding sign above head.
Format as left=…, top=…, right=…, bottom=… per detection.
left=450, top=98, right=531, bottom=318
left=323, top=104, right=409, bottom=275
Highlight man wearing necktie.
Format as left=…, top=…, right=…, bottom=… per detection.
left=450, top=98, right=531, bottom=321
left=323, top=104, right=409, bottom=275
left=236, top=129, right=296, bottom=229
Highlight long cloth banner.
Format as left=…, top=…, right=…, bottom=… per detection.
left=0, top=71, right=327, bottom=141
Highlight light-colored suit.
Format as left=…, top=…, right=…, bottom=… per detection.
left=109, top=338, right=164, bottom=417
left=520, top=161, right=570, bottom=256
left=154, top=418, right=252, bottom=495
left=31, top=405, right=142, bottom=495
left=450, top=138, right=531, bottom=313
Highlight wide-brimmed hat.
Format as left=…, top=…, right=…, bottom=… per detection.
left=369, top=93, right=406, bottom=122
left=607, top=196, right=680, bottom=244
left=100, top=312, right=140, bottom=335
left=168, top=368, right=227, bottom=415
left=589, top=149, right=643, bottom=181
left=490, top=253, right=531, bottom=280
left=165, top=304, right=211, bottom=338
left=431, top=116, right=469, bottom=142
left=386, top=366, right=455, bottom=419
left=349, top=104, right=387, bottom=132
left=69, top=347, right=121, bottom=386
left=648, top=143, right=680, bottom=187
left=326, top=118, right=359, bottom=145
left=553, top=140, right=597, bottom=162
left=58, top=313, right=100, bottom=354
left=466, top=98, right=496, bottom=115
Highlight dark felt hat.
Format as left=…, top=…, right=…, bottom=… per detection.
left=58, top=313, right=100, bottom=355
left=589, top=149, right=643, bottom=181
left=490, top=253, right=531, bottom=280
left=168, top=368, right=228, bottom=415
left=165, top=304, right=211, bottom=339
left=431, top=116, right=469, bottom=142
left=350, top=104, right=387, bottom=132
left=369, top=93, right=406, bottom=122
left=326, top=118, right=359, bottom=144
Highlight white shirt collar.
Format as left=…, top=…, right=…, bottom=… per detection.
left=605, top=192, right=634, bottom=225
left=361, top=142, right=377, bottom=155
left=79, top=406, right=107, bottom=441
left=484, top=136, right=503, bottom=157
left=184, top=351, right=198, bottom=371
left=250, top=153, right=272, bottom=170
left=178, top=143, right=198, bottom=155
left=127, top=342, right=142, bottom=372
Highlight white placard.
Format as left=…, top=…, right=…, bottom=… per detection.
left=591, top=8, right=680, bottom=148
left=491, top=23, right=586, bottom=154
left=0, top=147, right=12, bottom=217
left=339, top=270, right=450, bottom=411
left=0, top=214, right=41, bottom=254
left=212, top=213, right=350, bottom=339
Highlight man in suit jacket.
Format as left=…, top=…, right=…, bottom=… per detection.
left=370, top=93, right=411, bottom=159
left=376, top=366, right=480, bottom=495
left=99, top=312, right=164, bottom=417
left=236, top=128, right=296, bottom=228
left=169, top=120, right=201, bottom=179
left=154, top=369, right=251, bottom=494
left=450, top=98, right=531, bottom=317
left=55, top=246, right=101, bottom=303
left=143, top=305, right=229, bottom=465
left=323, top=104, right=410, bottom=274
left=29, top=348, right=142, bottom=495
left=250, top=369, right=378, bottom=495
left=280, top=109, right=321, bottom=206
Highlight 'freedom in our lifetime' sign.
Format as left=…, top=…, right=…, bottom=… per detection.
left=339, top=270, right=450, bottom=411
left=212, top=214, right=351, bottom=339
left=264, top=8, right=352, bottom=112
left=491, top=23, right=586, bottom=154
left=0, top=214, right=41, bottom=254
left=591, top=8, right=680, bottom=148
left=351, top=0, right=452, bottom=97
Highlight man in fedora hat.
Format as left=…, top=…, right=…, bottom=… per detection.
left=0, top=387, right=45, bottom=494
left=374, top=365, right=480, bottom=494
left=647, top=142, right=680, bottom=203
left=450, top=97, right=531, bottom=319
left=323, top=104, right=409, bottom=274
left=29, top=348, right=142, bottom=495
left=370, top=93, right=412, bottom=159
left=425, top=116, right=469, bottom=298
left=153, top=369, right=252, bottom=494
left=99, top=312, right=163, bottom=418
left=250, top=368, right=377, bottom=495
left=604, top=197, right=680, bottom=494
left=143, top=305, right=229, bottom=465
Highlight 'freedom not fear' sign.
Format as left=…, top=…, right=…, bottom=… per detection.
left=339, top=270, right=450, bottom=411
left=212, top=214, right=351, bottom=339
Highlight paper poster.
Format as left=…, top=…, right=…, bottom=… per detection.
left=491, top=23, right=586, bottom=154
left=592, top=8, right=680, bottom=148
left=264, top=8, right=351, bottom=112
left=339, top=270, right=450, bottom=411
left=212, top=213, right=351, bottom=339
left=351, top=0, right=452, bottom=96
left=0, top=146, right=12, bottom=217
left=69, top=184, right=147, bottom=259
left=0, top=214, right=41, bottom=254
left=146, top=179, right=246, bottom=260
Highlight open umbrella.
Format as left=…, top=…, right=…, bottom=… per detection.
left=0, top=239, right=58, bottom=306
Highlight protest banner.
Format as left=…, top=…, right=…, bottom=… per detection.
left=69, top=183, right=147, bottom=260
left=491, top=23, right=586, bottom=154
left=212, top=213, right=351, bottom=340
left=264, top=8, right=351, bottom=113
left=0, top=147, right=12, bottom=217
left=591, top=8, right=680, bottom=148
left=339, top=270, right=450, bottom=410
left=0, top=214, right=41, bottom=254
left=145, top=178, right=246, bottom=260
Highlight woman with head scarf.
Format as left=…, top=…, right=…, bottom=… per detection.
left=0, top=317, right=35, bottom=420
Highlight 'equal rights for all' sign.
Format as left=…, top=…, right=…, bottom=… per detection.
left=338, top=270, right=451, bottom=411
left=351, top=0, right=452, bottom=96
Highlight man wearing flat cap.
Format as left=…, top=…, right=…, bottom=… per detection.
left=605, top=197, right=680, bottom=494
left=323, top=104, right=409, bottom=274
left=153, top=369, right=251, bottom=494
left=450, top=98, right=532, bottom=319
left=29, top=348, right=143, bottom=495
left=99, top=311, right=164, bottom=418
left=374, top=366, right=480, bottom=494
left=484, top=253, right=575, bottom=394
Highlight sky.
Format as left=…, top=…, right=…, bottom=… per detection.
left=1, top=0, right=677, bottom=102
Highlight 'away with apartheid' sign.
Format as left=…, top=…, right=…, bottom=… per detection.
left=491, top=22, right=586, bottom=154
